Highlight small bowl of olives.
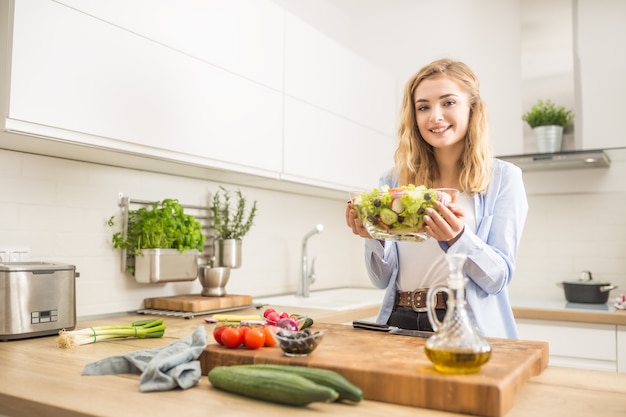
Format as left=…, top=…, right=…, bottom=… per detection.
left=272, top=328, right=326, bottom=357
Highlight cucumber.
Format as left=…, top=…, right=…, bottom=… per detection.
left=208, top=366, right=338, bottom=406
left=379, top=208, right=398, bottom=225
left=238, top=364, right=363, bottom=403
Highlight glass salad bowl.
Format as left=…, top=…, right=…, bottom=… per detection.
left=350, top=185, right=459, bottom=242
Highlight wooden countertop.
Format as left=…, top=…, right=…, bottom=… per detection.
left=1, top=308, right=626, bottom=417
left=511, top=295, right=626, bottom=326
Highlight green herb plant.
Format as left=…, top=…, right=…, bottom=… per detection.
left=522, top=99, right=574, bottom=128
left=211, top=186, right=258, bottom=240
left=108, top=198, right=205, bottom=259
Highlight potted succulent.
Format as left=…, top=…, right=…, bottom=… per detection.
left=522, top=99, right=574, bottom=153
left=108, top=198, right=206, bottom=283
left=211, top=186, right=258, bottom=268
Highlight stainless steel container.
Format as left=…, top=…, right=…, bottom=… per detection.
left=133, top=249, right=199, bottom=283
left=0, top=262, right=78, bottom=341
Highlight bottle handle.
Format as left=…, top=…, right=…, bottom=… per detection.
left=427, top=284, right=449, bottom=332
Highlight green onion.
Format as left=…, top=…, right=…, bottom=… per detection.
left=56, top=319, right=166, bottom=349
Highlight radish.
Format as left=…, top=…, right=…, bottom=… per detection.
left=391, top=198, right=404, bottom=213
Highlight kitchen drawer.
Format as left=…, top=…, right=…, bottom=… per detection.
left=517, top=318, right=617, bottom=371
left=618, top=325, right=626, bottom=372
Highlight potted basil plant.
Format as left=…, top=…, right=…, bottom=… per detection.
left=211, top=186, right=258, bottom=269
left=108, top=198, right=206, bottom=283
left=522, top=99, right=574, bottom=153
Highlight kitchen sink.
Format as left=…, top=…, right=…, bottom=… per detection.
left=254, top=287, right=384, bottom=311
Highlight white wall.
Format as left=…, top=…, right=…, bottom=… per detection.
left=0, top=148, right=370, bottom=318
left=511, top=152, right=626, bottom=299
left=3, top=148, right=625, bottom=319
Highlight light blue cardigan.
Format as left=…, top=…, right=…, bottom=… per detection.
left=364, top=159, right=528, bottom=338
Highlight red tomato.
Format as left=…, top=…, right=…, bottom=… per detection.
left=240, top=325, right=250, bottom=339
left=221, top=326, right=243, bottom=349
left=263, top=326, right=277, bottom=347
left=244, top=328, right=266, bottom=350
left=213, top=325, right=227, bottom=345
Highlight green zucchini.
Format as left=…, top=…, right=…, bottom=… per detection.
left=208, top=366, right=339, bottom=406
left=238, top=364, right=364, bottom=403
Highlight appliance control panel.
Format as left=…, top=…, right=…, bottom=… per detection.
left=31, top=310, right=58, bottom=324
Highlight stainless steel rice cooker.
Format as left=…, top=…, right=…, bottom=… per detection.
left=0, top=262, right=79, bottom=341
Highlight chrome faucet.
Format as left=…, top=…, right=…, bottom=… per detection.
left=298, top=224, right=324, bottom=297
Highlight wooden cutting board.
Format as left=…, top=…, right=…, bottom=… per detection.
left=143, top=294, right=253, bottom=312
left=201, top=323, right=549, bottom=417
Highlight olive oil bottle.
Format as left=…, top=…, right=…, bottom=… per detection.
left=424, top=347, right=491, bottom=374
left=425, top=254, right=492, bottom=374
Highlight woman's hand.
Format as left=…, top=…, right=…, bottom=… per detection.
left=346, top=201, right=372, bottom=238
left=423, top=201, right=465, bottom=244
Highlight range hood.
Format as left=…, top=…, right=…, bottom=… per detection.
left=498, top=149, right=611, bottom=172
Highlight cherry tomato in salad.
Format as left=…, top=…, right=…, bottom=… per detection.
left=221, top=326, right=244, bottom=349
left=243, top=328, right=266, bottom=350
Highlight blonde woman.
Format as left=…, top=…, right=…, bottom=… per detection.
left=346, top=59, right=528, bottom=338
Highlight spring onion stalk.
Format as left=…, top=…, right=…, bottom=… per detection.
left=56, top=318, right=166, bottom=349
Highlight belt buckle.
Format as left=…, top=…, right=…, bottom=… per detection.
left=409, top=288, right=428, bottom=313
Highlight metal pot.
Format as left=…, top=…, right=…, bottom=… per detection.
left=558, top=271, right=618, bottom=304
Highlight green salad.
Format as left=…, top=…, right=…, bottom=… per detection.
left=351, top=185, right=456, bottom=240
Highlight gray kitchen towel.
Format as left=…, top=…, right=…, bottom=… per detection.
left=82, top=325, right=207, bottom=392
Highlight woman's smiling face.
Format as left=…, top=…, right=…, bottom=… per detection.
left=413, top=74, right=471, bottom=151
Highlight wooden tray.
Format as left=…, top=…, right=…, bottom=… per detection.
left=201, top=323, right=549, bottom=417
left=143, top=294, right=253, bottom=313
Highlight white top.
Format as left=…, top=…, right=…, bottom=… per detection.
left=396, top=192, right=476, bottom=291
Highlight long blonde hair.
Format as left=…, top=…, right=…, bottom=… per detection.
left=394, top=59, right=492, bottom=194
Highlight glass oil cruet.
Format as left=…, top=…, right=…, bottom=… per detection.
left=425, top=253, right=491, bottom=374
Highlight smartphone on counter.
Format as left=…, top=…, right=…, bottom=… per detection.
left=352, top=320, right=391, bottom=332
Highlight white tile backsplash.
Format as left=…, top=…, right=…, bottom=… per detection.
left=2, top=147, right=625, bottom=318
left=0, top=149, right=369, bottom=318
left=511, top=161, right=626, bottom=300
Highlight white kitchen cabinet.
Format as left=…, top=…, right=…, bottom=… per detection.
left=575, top=0, right=626, bottom=150
left=5, top=0, right=398, bottom=193
left=282, top=96, right=394, bottom=191
left=282, top=13, right=397, bottom=190
left=53, top=0, right=285, bottom=91
left=8, top=0, right=283, bottom=178
left=516, top=318, right=618, bottom=372
left=283, top=12, right=396, bottom=137
left=618, top=325, right=626, bottom=373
